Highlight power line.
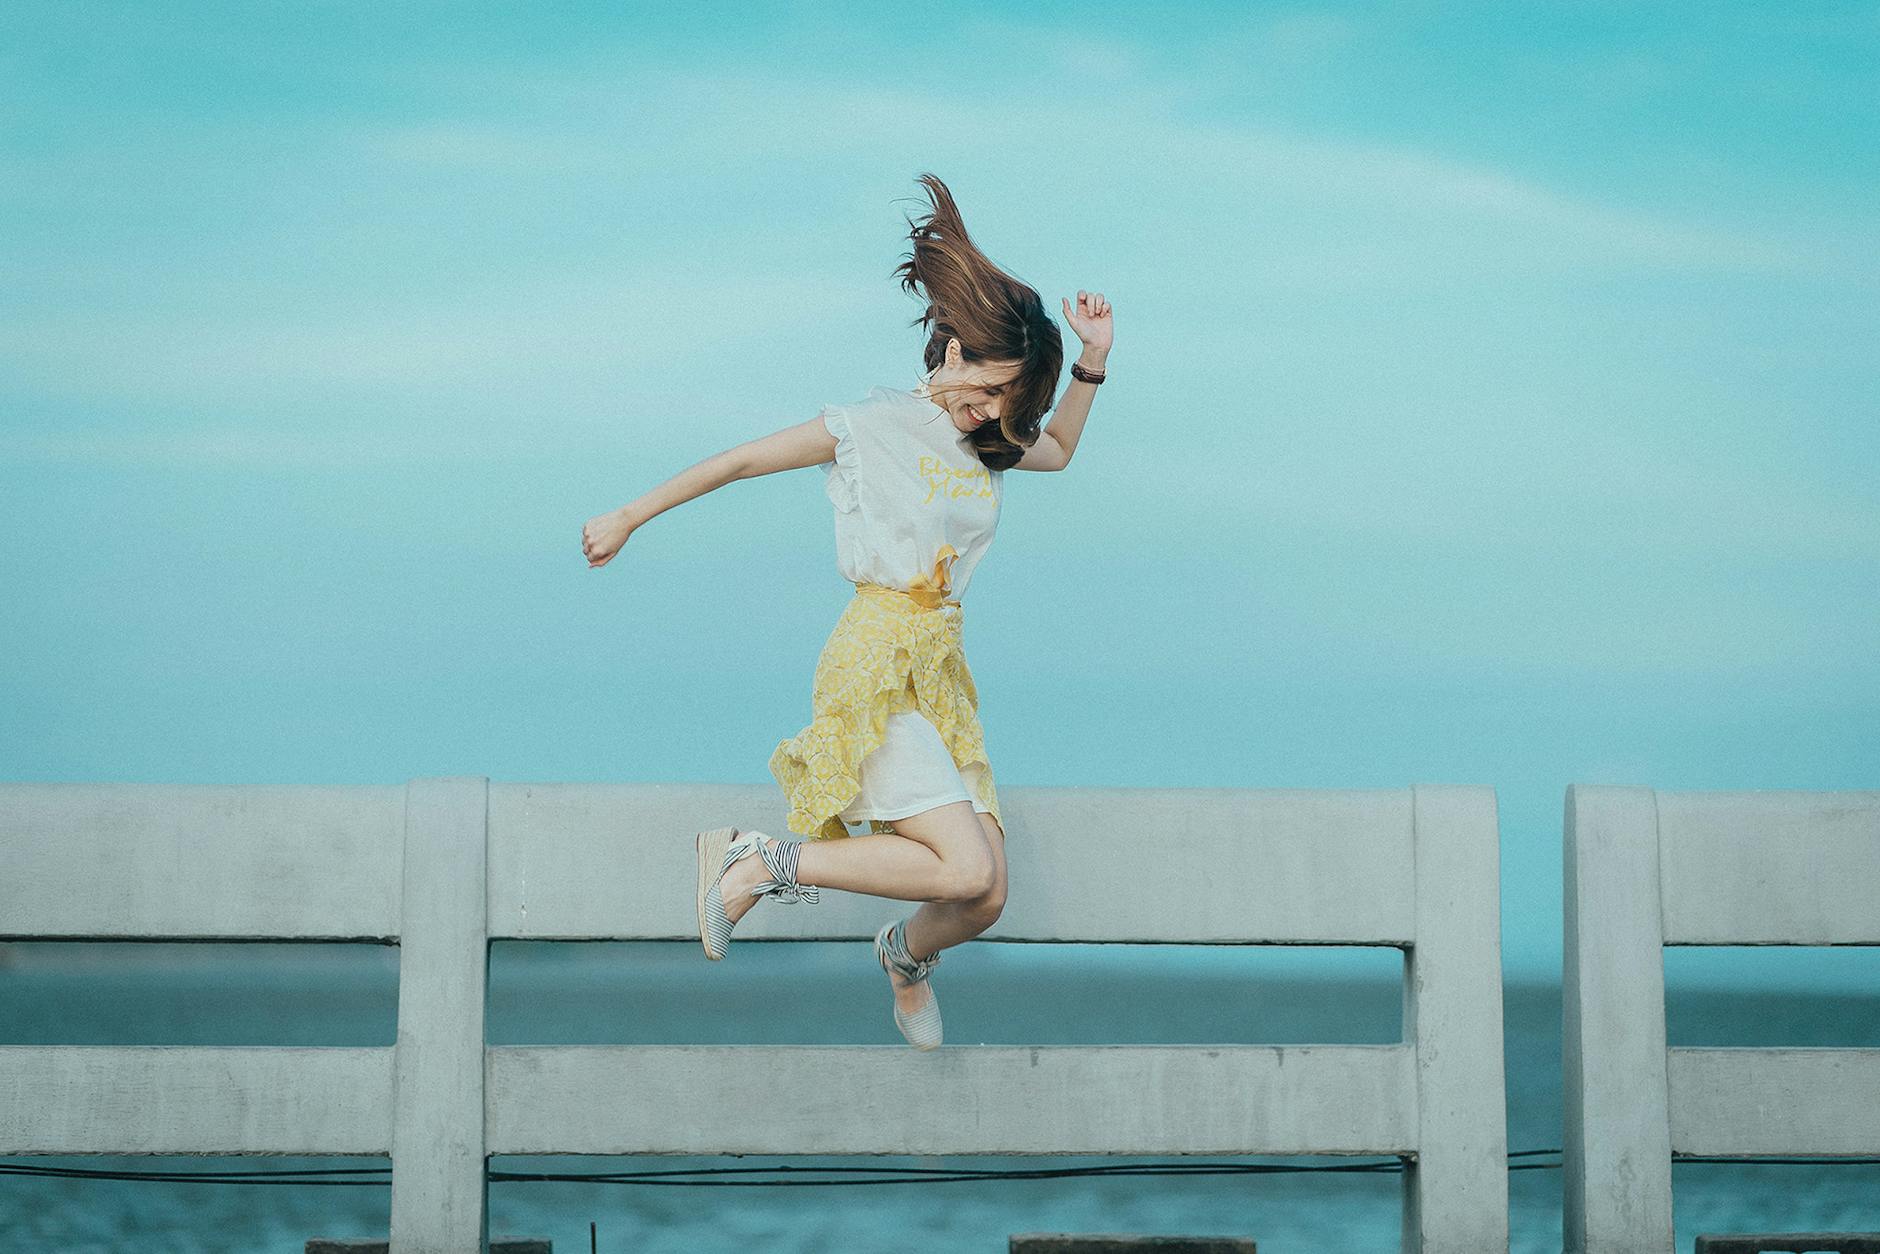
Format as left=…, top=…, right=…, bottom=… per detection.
left=2, top=1150, right=1878, bottom=1189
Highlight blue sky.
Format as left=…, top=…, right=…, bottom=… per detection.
left=2, top=2, right=1875, bottom=981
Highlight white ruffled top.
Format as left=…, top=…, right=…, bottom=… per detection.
left=818, top=385, right=1004, bottom=604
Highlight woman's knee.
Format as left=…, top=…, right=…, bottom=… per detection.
left=935, top=848, right=998, bottom=903
left=969, top=811, right=1008, bottom=916
left=949, top=869, right=1004, bottom=925
left=960, top=875, right=1006, bottom=924
left=888, top=802, right=997, bottom=902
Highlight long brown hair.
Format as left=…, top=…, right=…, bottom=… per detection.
left=890, top=173, right=1064, bottom=471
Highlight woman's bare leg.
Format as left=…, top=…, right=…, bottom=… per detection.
left=903, top=810, right=1007, bottom=957
left=713, top=800, right=995, bottom=926
left=710, top=803, right=1008, bottom=1022
left=888, top=809, right=1008, bottom=1019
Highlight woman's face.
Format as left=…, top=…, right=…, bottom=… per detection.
left=929, top=352, right=1023, bottom=435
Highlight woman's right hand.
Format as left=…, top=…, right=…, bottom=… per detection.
left=582, top=507, right=635, bottom=569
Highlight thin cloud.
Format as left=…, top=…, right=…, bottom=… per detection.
left=0, top=270, right=876, bottom=409
left=0, top=424, right=433, bottom=470
left=486, top=64, right=1825, bottom=281
left=365, top=121, right=613, bottom=170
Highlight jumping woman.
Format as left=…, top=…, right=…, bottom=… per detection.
left=579, top=172, right=1114, bottom=1050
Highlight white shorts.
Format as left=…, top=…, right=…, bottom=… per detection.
left=838, top=710, right=991, bottom=824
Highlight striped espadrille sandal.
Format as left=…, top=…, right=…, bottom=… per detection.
left=875, top=918, right=943, bottom=1050
left=695, top=827, right=821, bottom=962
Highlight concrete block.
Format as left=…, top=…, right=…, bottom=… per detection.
left=1009, top=1236, right=1256, bottom=1253
left=1693, top=1236, right=1880, bottom=1254
left=305, top=1240, right=550, bottom=1254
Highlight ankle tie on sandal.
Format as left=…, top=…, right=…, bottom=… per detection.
left=748, top=832, right=820, bottom=905
left=877, top=917, right=940, bottom=984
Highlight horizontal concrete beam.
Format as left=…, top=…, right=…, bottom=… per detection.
left=486, top=783, right=1420, bottom=944
left=1669, top=1047, right=1880, bottom=1156
left=1658, top=789, right=1880, bottom=944
left=0, top=782, right=1440, bottom=946
left=0, top=783, right=404, bottom=940
left=0, top=1045, right=393, bottom=1154
left=486, top=1043, right=1417, bottom=1156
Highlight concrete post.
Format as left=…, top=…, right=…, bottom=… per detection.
left=389, top=777, right=491, bottom=1254
left=1563, top=784, right=1673, bottom=1254
left=1400, top=784, right=1508, bottom=1254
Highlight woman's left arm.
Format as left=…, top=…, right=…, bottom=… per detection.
left=1043, top=290, right=1113, bottom=468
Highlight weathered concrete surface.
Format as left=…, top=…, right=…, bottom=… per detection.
left=1669, top=1046, right=1880, bottom=1155
left=0, top=782, right=404, bottom=940
left=486, top=1042, right=1416, bottom=1156
left=0, top=778, right=1509, bottom=1254
left=485, top=782, right=1421, bottom=943
left=1565, top=784, right=1880, bottom=1254
left=1402, top=784, right=1507, bottom=1254
left=389, top=776, right=490, bottom=1254
left=1658, top=790, right=1880, bottom=944
left=0, top=1045, right=392, bottom=1154
left=1564, top=784, right=1673, bottom=1253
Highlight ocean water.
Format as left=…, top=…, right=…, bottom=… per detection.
left=1, top=942, right=1877, bottom=1253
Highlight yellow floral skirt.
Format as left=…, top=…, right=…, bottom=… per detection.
left=768, top=584, right=1001, bottom=840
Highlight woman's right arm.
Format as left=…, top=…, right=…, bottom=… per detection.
left=582, top=415, right=839, bottom=569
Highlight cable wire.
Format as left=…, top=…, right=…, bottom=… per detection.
left=2, top=1149, right=1878, bottom=1189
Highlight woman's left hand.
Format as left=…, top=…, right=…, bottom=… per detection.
left=1063, top=290, right=1113, bottom=353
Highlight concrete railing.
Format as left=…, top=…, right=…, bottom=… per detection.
left=0, top=778, right=1509, bottom=1253
left=1563, top=785, right=1880, bottom=1253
